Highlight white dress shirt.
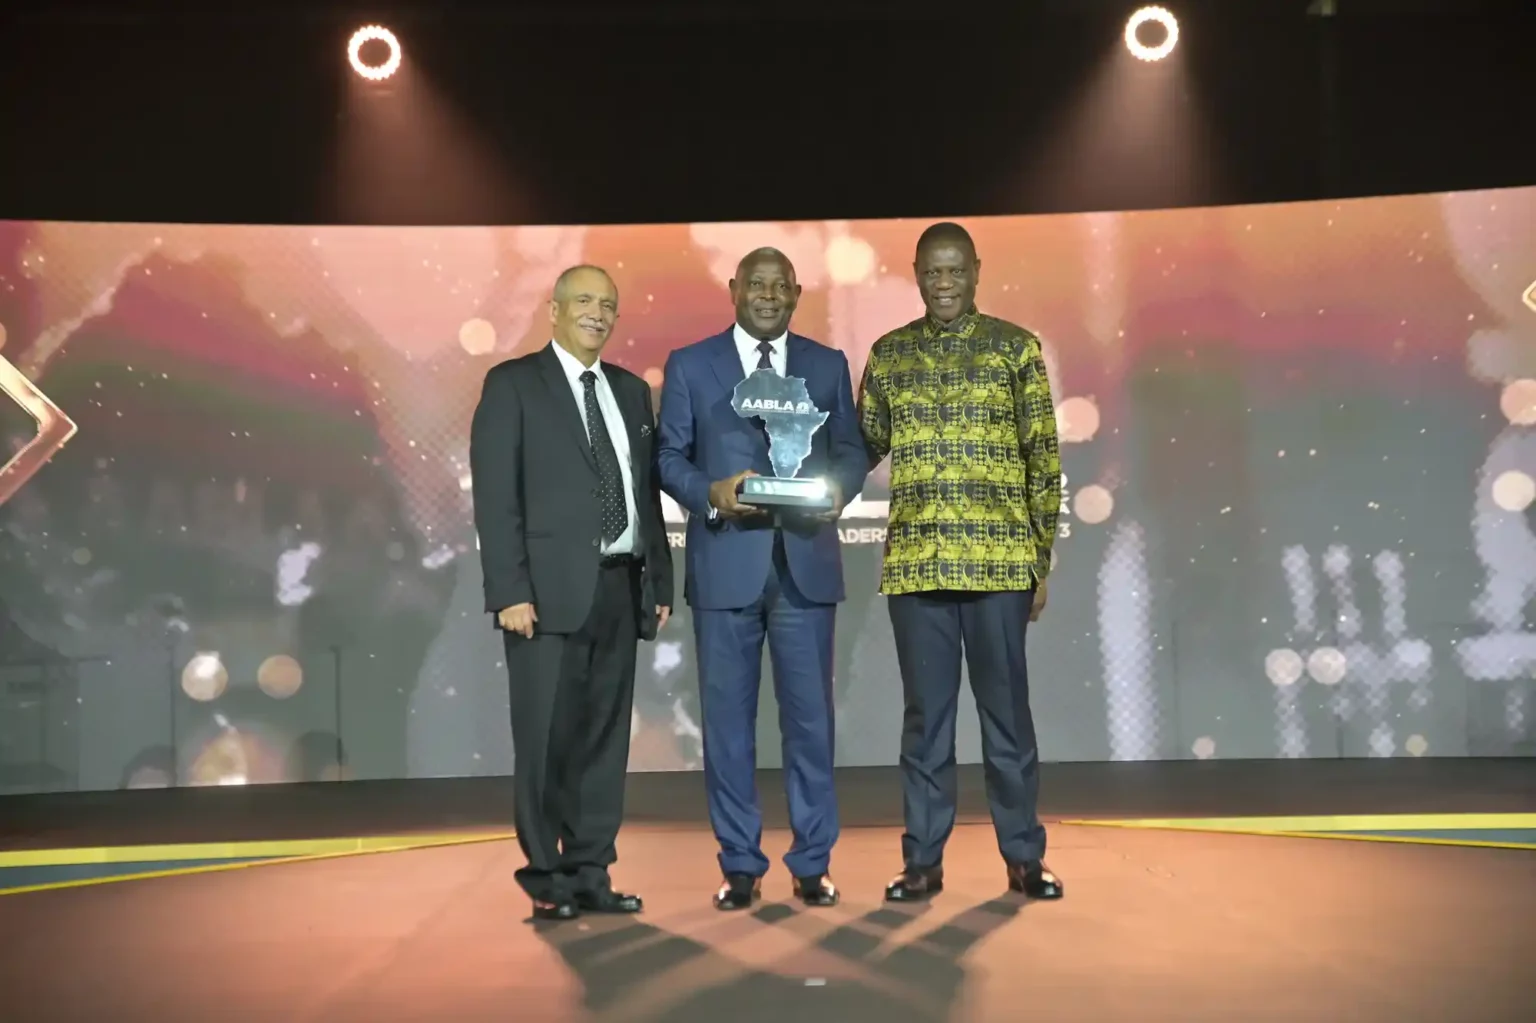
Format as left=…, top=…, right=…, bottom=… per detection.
left=549, top=341, right=639, bottom=555
left=733, top=322, right=788, bottom=378
left=708, top=325, right=790, bottom=522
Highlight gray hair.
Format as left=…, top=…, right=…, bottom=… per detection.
left=552, top=264, right=616, bottom=303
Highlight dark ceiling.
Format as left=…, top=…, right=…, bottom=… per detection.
left=0, top=1, right=1531, bottom=225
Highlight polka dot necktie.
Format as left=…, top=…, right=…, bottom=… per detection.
left=579, top=370, right=627, bottom=546
left=751, top=342, right=776, bottom=442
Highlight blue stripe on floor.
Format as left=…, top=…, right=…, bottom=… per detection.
left=0, top=857, right=287, bottom=892
left=1329, top=829, right=1536, bottom=846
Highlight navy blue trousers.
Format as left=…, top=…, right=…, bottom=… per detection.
left=887, top=589, right=1047, bottom=869
left=694, top=541, right=838, bottom=879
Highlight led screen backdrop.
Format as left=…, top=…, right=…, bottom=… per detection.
left=1, top=186, right=1534, bottom=793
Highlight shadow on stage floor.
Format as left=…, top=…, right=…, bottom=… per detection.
left=0, top=759, right=1532, bottom=1021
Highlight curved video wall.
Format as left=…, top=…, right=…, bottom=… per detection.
left=1, top=185, right=1533, bottom=791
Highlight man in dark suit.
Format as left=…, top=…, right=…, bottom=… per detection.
left=470, top=264, right=673, bottom=922
left=657, top=248, right=868, bottom=910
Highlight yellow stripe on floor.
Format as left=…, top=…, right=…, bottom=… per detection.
left=1061, top=813, right=1536, bottom=833
left=0, top=831, right=516, bottom=896
left=0, top=831, right=517, bottom=869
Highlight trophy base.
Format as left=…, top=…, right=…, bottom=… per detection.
left=738, top=476, right=834, bottom=511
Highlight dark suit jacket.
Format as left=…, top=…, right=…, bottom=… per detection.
left=470, top=343, right=673, bottom=639
left=656, top=328, right=868, bottom=611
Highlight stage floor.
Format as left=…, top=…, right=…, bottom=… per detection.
left=1, top=761, right=1533, bottom=1020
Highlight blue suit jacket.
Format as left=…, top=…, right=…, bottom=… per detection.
left=657, top=328, right=869, bottom=611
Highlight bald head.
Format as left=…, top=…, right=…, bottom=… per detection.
left=553, top=264, right=615, bottom=304
left=913, top=222, right=980, bottom=325
left=735, top=247, right=794, bottom=281
left=729, top=247, right=801, bottom=342
left=915, top=221, right=976, bottom=258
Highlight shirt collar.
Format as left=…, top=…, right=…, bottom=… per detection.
left=549, top=339, right=603, bottom=384
left=924, top=304, right=981, bottom=336
left=733, top=322, right=788, bottom=354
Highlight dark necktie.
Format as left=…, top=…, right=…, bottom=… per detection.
left=756, top=340, right=775, bottom=372
left=580, top=370, right=627, bottom=546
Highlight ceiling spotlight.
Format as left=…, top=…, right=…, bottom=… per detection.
left=348, top=25, right=402, bottom=82
left=1125, top=6, right=1179, bottom=62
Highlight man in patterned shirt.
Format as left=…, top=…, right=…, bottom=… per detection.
left=858, top=221, right=1064, bottom=902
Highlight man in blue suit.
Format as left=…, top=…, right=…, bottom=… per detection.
left=658, top=247, right=868, bottom=910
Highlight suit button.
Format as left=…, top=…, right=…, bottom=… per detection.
left=591, top=489, right=600, bottom=498
left=592, top=538, right=600, bottom=547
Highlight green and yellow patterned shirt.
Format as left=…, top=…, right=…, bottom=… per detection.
left=858, top=306, right=1062, bottom=596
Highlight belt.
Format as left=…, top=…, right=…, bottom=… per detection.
left=599, top=552, right=639, bottom=569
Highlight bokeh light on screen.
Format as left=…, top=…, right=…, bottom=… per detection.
left=1265, top=649, right=1305, bottom=687
left=1499, top=378, right=1536, bottom=425
left=187, top=718, right=285, bottom=786
left=0, top=320, right=7, bottom=351
left=824, top=236, right=877, bottom=286
left=190, top=731, right=251, bottom=786
left=1075, top=484, right=1114, bottom=524
left=1125, top=6, right=1179, bottom=62
left=1307, top=647, right=1348, bottom=686
left=348, top=25, right=401, bottom=82
left=1492, top=469, right=1536, bottom=512
left=1056, top=396, right=1101, bottom=443
left=1191, top=736, right=1215, bottom=759
left=458, top=318, right=497, bottom=355
left=181, top=652, right=229, bottom=702
left=257, top=655, right=304, bottom=699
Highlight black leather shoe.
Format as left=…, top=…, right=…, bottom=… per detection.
left=713, top=873, right=761, bottom=911
left=792, top=873, right=839, bottom=907
left=885, top=867, right=943, bottom=902
left=574, top=888, right=643, bottom=913
left=1007, top=861, right=1064, bottom=899
left=531, top=898, right=579, bottom=921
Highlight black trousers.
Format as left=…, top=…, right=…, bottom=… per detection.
left=504, top=558, right=640, bottom=902
left=887, top=588, right=1047, bottom=870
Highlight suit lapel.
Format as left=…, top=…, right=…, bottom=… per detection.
left=711, top=328, right=776, bottom=456
left=708, top=329, right=746, bottom=396
left=785, top=333, right=811, bottom=384
left=536, top=344, right=597, bottom=472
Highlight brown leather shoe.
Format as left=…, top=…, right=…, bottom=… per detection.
left=1006, top=861, right=1064, bottom=899
left=792, top=873, right=839, bottom=907
left=884, top=867, right=943, bottom=902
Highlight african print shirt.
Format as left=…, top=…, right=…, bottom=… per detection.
left=858, top=306, right=1061, bottom=595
